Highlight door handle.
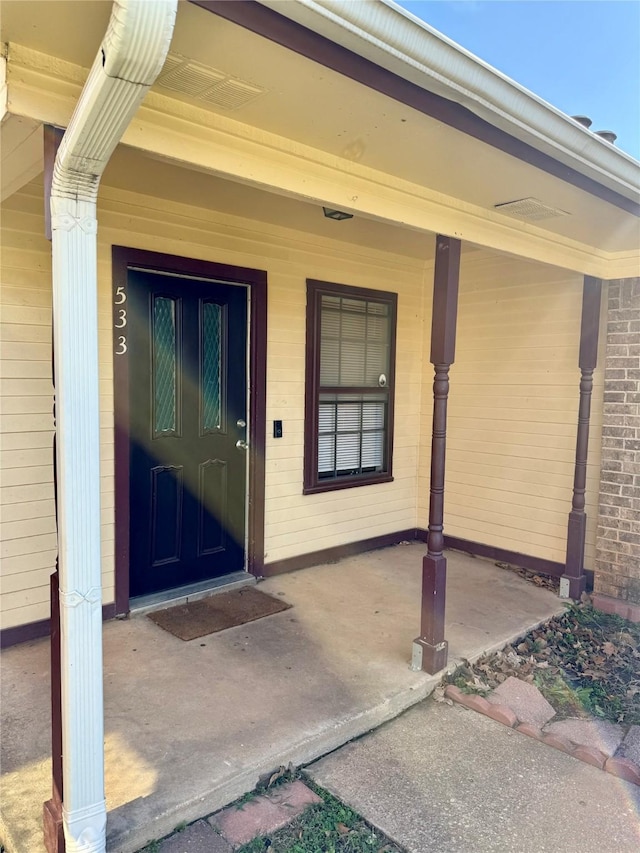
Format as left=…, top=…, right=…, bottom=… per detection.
left=236, top=439, right=249, bottom=450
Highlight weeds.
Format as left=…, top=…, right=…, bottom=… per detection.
left=445, top=600, right=640, bottom=725
left=236, top=776, right=402, bottom=853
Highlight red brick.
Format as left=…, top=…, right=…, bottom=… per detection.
left=482, top=703, right=518, bottom=728
left=444, top=685, right=492, bottom=714
left=516, top=723, right=543, bottom=740
left=573, top=746, right=607, bottom=771
left=157, top=821, right=232, bottom=853
left=464, top=695, right=492, bottom=713
left=542, top=733, right=575, bottom=754
left=444, top=685, right=463, bottom=702
left=447, top=690, right=491, bottom=713
left=210, top=781, right=322, bottom=846
left=605, top=757, right=640, bottom=786
left=490, top=677, right=555, bottom=728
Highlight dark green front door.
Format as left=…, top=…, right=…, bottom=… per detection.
left=127, top=270, right=248, bottom=598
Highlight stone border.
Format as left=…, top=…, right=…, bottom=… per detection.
left=444, top=685, right=640, bottom=786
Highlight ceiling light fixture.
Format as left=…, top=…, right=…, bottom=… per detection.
left=323, top=207, right=353, bottom=221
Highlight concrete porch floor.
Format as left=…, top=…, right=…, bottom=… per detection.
left=0, top=544, right=563, bottom=853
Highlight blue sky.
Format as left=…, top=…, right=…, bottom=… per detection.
left=395, top=1, right=640, bottom=159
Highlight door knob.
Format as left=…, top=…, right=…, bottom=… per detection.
left=236, top=439, right=249, bottom=450
left=236, top=419, right=246, bottom=428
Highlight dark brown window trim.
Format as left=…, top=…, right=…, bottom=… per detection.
left=112, top=246, right=267, bottom=615
left=302, top=474, right=394, bottom=497
left=190, top=0, right=640, bottom=218
left=304, top=278, right=397, bottom=495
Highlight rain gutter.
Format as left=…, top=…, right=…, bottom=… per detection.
left=255, top=0, right=640, bottom=207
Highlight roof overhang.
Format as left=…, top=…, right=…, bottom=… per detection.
left=202, top=0, right=640, bottom=214
left=1, top=0, right=639, bottom=278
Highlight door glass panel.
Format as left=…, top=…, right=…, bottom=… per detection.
left=153, top=296, right=177, bottom=434
left=202, top=301, right=222, bottom=432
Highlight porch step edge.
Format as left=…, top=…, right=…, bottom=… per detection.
left=105, top=674, right=440, bottom=853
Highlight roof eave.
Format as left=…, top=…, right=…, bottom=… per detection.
left=256, top=0, right=640, bottom=204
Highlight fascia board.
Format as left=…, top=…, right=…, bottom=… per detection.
left=256, top=0, right=640, bottom=204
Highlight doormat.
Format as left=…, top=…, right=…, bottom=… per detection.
left=147, top=586, right=292, bottom=641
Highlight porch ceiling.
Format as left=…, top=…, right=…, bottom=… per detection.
left=2, top=0, right=639, bottom=264
left=102, top=144, right=442, bottom=260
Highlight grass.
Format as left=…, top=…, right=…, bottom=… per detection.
left=445, top=599, right=640, bottom=726
left=236, top=776, right=402, bottom=853
left=134, top=767, right=402, bottom=853
left=235, top=764, right=297, bottom=810
left=136, top=765, right=403, bottom=852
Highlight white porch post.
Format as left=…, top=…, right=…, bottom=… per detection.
left=48, top=2, right=177, bottom=851
left=52, top=199, right=105, bottom=852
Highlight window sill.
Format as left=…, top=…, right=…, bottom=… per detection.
left=303, top=474, right=394, bottom=495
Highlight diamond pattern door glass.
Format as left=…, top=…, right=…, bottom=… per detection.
left=153, top=296, right=177, bottom=434
left=202, top=301, right=222, bottom=432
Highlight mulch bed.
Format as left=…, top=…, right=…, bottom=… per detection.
left=442, top=594, right=640, bottom=726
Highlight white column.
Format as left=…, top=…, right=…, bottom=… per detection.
left=51, top=195, right=106, bottom=853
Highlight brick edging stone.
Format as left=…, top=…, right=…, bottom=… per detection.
left=444, top=685, right=640, bottom=787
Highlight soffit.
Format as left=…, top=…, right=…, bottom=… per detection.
left=2, top=0, right=638, bottom=255
left=101, top=144, right=438, bottom=261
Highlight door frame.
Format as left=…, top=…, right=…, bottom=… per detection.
left=112, top=246, right=267, bottom=615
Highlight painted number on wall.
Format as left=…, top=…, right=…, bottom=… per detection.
left=115, top=286, right=127, bottom=354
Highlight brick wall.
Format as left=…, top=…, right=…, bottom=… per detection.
left=593, top=278, right=640, bottom=620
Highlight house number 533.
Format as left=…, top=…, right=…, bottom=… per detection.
left=114, top=286, right=127, bottom=354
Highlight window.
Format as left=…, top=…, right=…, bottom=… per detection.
left=304, top=279, right=397, bottom=494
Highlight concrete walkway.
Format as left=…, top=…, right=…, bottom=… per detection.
left=1, top=545, right=562, bottom=853
left=309, top=700, right=640, bottom=853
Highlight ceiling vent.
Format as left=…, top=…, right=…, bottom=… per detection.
left=494, top=197, right=570, bottom=221
left=156, top=54, right=266, bottom=110
left=199, top=78, right=265, bottom=111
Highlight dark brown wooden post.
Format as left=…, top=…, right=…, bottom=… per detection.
left=43, top=124, right=66, bottom=853
left=413, top=235, right=461, bottom=674
left=562, top=276, right=602, bottom=599
left=44, top=126, right=64, bottom=241
left=43, top=574, right=65, bottom=853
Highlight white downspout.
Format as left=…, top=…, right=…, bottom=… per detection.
left=51, top=2, right=176, bottom=851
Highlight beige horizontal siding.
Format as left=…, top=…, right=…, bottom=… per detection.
left=1, top=176, right=427, bottom=629
left=418, top=250, right=605, bottom=570
left=95, top=184, right=426, bottom=572
left=1, top=173, right=606, bottom=632
left=1, top=187, right=55, bottom=629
